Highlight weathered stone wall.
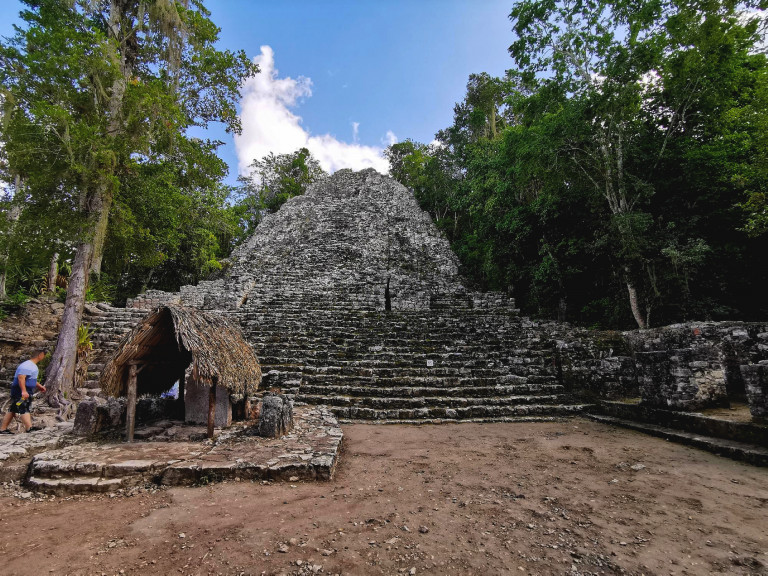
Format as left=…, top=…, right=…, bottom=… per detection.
left=72, top=396, right=178, bottom=437
left=126, top=289, right=181, bottom=310
left=625, top=322, right=768, bottom=411
left=741, top=362, right=768, bottom=417
left=548, top=328, right=638, bottom=400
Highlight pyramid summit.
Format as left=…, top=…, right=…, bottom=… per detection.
left=183, top=168, right=469, bottom=312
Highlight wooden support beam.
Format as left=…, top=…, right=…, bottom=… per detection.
left=207, top=379, right=217, bottom=439
left=178, top=370, right=186, bottom=420
left=126, top=364, right=138, bottom=442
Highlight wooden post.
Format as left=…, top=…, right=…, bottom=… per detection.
left=178, top=370, right=186, bottom=420
left=126, top=364, right=138, bottom=442
left=207, top=379, right=217, bottom=439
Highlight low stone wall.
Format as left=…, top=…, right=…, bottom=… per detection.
left=73, top=396, right=179, bottom=437
left=549, top=328, right=639, bottom=401
left=126, top=289, right=181, bottom=310
left=593, top=401, right=768, bottom=448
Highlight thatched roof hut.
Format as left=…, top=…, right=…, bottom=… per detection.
left=100, top=305, right=262, bottom=400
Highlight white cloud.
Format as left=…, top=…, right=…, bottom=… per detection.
left=383, top=130, right=398, bottom=147
left=235, top=46, right=392, bottom=175
left=352, top=121, right=360, bottom=143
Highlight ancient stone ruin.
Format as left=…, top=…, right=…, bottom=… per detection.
left=125, top=169, right=586, bottom=421
left=2, top=168, right=768, bottom=494
left=88, top=168, right=768, bottom=425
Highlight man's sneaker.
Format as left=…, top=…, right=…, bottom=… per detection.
left=0, top=429, right=12, bottom=435
left=26, top=426, right=43, bottom=432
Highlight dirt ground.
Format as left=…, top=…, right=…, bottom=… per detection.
left=2, top=418, right=767, bottom=576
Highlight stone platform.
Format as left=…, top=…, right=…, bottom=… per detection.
left=0, top=421, right=77, bottom=482
left=1, top=406, right=341, bottom=495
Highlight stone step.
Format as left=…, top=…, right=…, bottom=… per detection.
left=244, top=323, right=532, bottom=336
left=301, top=365, right=511, bottom=378
left=257, top=356, right=558, bottom=373
left=26, top=476, right=126, bottom=495
left=586, top=414, right=768, bottom=466
left=299, top=394, right=566, bottom=409
left=331, top=403, right=588, bottom=421
left=257, top=365, right=558, bottom=384
left=336, top=415, right=566, bottom=425
left=298, top=382, right=564, bottom=398
left=249, top=342, right=548, bottom=356
left=301, top=374, right=552, bottom=387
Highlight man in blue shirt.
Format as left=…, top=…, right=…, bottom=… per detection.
left=0, top=350, right=47, bottom=434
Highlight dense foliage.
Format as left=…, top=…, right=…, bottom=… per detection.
left=388, top=0, right=768, bottom=328
left=0, top=0, right=257, bottom=403
left=0, top=0, right=257, bottom=304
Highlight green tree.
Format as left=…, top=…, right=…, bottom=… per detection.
left=509, top=0, right=768, bottom=327
left=0, top=0, right=257, bottom=411
left=104, top=136, right=240, bottom=301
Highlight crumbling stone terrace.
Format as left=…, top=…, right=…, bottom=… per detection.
left=0, top=406, right=341, bottom=494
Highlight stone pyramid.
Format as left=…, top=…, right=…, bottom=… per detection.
left=113, top=169, right=586, bottom=422
left=180, top=169, right=469, bottom=311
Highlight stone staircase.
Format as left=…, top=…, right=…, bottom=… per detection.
left=78, top=304, right=150, bottom=398
left=233, top=287, right=585, bottom=422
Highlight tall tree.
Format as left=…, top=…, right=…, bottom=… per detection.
left=0, top=0, right=257, bottom=412
left=509, top=0, right=768, bottom=327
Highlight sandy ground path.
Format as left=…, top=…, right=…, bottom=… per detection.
left=1, top=418, right=767, bottom=576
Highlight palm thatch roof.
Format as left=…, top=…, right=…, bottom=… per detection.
left=100, top=305, right=261, bottom=398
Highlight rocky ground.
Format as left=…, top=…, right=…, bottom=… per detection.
left=1, top=418, right=767, bottom=576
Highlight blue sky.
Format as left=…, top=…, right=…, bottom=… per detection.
left=0, top=0, right=515, bottom=183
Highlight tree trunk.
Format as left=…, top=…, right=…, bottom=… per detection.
left=46, top=252, right=59, bottom=294
left=88, top=0, right=130, bottom=278
left=0, top=176, right=24, bottom=300
left=45, top=0, right=133, bottom=412
left=557, top=297, right=567, bottom=323
left=44, top=240, right=93, bottom=416
left=625, top=271, right=647, bottom=329
left=88, top=194, right=113, bottom=278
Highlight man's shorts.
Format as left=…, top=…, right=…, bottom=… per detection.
left=9, top=396, right=31, bottom=415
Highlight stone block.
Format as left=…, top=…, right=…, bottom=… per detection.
left=741, top=363, right=768, bottom=418
left=185, top=381, right=232, bottom=428
left=258, top=392, right=293, bottom=438
left=0, top=462, right=30, bottom=483
left=72, top=399, right=104, bottom=437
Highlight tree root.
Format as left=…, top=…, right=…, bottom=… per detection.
left=46, top=389, right=74, bottom=421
